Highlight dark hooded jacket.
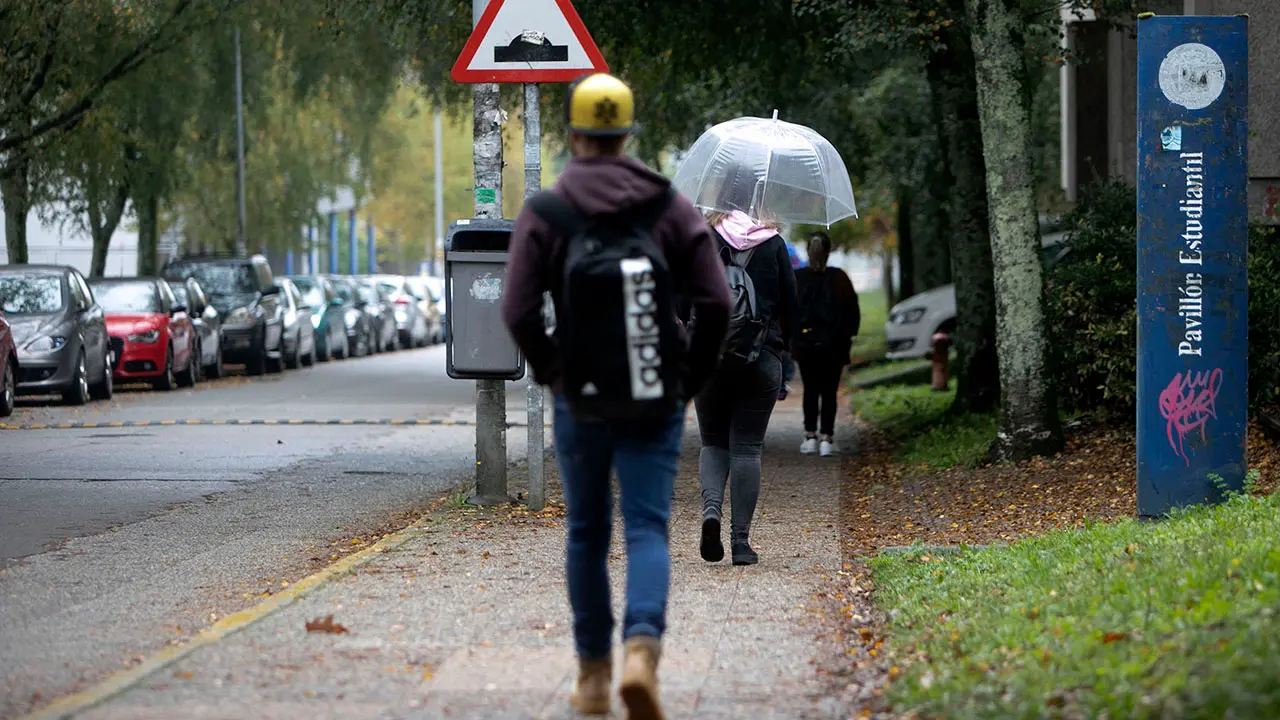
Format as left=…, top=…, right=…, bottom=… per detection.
left=501, top=155, right=731, bottom=397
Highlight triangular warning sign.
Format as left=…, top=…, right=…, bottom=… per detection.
left=451, top=0, right=609, bottom=84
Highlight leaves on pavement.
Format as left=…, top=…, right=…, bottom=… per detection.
left=305, top=615, right=348, bottom=634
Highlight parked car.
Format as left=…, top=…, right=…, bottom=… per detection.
left=274, top=278, right=317, bottom=369
left=0, top=310, right=16, bottom=417
left=0, top=265, right=113, bottom=404
left=325, top=276, right=376, bottom=357
left=368, top=274, right=429, bottom=348
left=885, top=230, right=1070, bottom=360
left=286, top=275, right=348, bottom=361
left=421, top=275, right=447, bottom=342
left=168, top=277, right=224, bottom=379
left=356, top=276, right=398, bottom=352
left=404, top=276, right=445, bottom=344
left=90, top=277, right=198, bottom=390
left=163, top=255, right=284, bottom=375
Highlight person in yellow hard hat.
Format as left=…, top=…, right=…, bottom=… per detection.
left=502, top=73, right=731, bottom=720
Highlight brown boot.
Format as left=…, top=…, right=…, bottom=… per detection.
left=619, top=635, right=664, bottom=720
left=569, top=657, right=612, bottom=715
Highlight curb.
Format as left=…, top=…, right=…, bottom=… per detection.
left=0, top=418, right=531, bottom=431
left=19, top=500, right=454, bottom=720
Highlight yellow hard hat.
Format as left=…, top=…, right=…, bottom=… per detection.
left=565, top=73, right=636, bottom=136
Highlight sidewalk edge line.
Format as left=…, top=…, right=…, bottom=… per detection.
left=20, top=503, right=450, bottom=720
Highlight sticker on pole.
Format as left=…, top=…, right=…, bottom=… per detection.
left=451, top=0, right=608, bottom=84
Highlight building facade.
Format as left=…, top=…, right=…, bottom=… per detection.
left=1061, top=0, right=1278, bottom=224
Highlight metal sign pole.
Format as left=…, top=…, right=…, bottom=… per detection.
left=523, top=82, right=545, bottom=511
left=433, top=111, right=445, bottom=276
left=470, top=0, right=509, bottom=505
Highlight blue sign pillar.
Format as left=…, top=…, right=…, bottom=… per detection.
left=307, top=224, right=318, bottom=274
left=348, top=210, right=358, bottom=275
left=367, top=218, right=377, bottom=274
left=328, top=213, right=339, bottom=273
left=1137, top=15, right=1249, bottom=516
left=285, top=249, right=294, bottom=275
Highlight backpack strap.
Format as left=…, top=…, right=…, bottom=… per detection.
left=528, top=191, right=588, bottom=237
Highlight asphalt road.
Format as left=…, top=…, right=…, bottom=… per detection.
left=0, top=345, right=545, bottom=718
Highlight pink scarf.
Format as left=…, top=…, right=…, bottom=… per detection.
left=716, top=210, right=775, bottom=251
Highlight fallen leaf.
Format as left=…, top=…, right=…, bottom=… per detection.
left=1102, top=631, right=1128, bottom=643
left=306, top=615, right=349, bottom=634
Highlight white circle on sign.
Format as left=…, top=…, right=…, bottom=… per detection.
left=1158, top=43, right=1226, bottom=110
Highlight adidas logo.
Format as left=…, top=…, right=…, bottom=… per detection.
left=581, top=382, right=599, bottom=396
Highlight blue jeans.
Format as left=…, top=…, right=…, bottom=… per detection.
left=554, top=396, right=685, bottom=660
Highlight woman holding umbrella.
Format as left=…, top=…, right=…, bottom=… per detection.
left=675, top=112, right=858, bottom=566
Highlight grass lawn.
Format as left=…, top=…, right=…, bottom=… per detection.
left=851, top=290, right=888, bottom=367
left=873, top=485, right=1279, bottom=719
left=852, top=384, right=997, bottom=470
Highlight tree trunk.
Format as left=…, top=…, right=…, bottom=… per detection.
left=915, top=114, right=954, bottom=291
left=880, top=244, right=896, bottom=309
left=896, top=185, right=916, bottom=300
left=928, top=22, right=1000, bottom=416
left=87, top=173, right=131, bottom=278
left=965, top=0, right=1063, bottom=460
left=136, top=188, right=160, bottom=276
left=1, top=158, right=31, bottom=264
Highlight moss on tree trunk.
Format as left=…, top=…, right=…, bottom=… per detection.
left=965, top=0, right=1063, bottom=460
left=927, top=26, right=1000, bottom=416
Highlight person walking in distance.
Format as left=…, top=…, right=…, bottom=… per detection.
left=694, top=201, right=799, bottom=567
left=501, top=73, right=731, bottom=720
left=794, top=231, right=860, bottom=457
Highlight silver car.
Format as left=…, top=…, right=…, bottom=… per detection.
left=0, top=265, right=114, bottom=405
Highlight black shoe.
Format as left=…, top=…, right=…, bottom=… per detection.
left=731, top=542, right=758, bottom=566
left=700, top=516, right=724, bottom=562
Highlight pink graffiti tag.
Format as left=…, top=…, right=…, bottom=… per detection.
left=1158, top=369, right=1224, bottom=466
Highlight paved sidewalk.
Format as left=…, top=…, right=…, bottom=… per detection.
left=77, top=402, right=851, bottom=719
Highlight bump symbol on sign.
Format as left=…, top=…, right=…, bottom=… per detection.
left=495, top=30, right=568, bottom=63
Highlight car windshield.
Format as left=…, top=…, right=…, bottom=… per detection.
left=331, top=281, right=354, bottom=303
left=94, top=283, right=162, bottom=313
left=169, top=285, right=189, bottom=306
left=291, top=278, right=326, bottom=308
left=0, top=275, right=65, bottom=314
left=177, top=265, right=257, bottom=295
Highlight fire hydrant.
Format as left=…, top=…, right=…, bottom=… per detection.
left=930, top=332, right=951, bottom=392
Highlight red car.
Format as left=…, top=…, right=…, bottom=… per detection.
left=0, top=310, right=15, bottom=417
left=88, top=278, right=198, bottom=390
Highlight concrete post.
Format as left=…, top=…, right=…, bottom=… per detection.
left=367, top=218, right=376, bottom=274
left=328, top=212, right=339, bottom=273
left=348, top=209, right=358, bottom=275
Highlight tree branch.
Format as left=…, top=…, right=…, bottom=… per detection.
left=0, top=0, right=210, bottom=154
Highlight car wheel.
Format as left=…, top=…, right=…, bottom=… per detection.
left=90, top=350, right=113, bottom=401
left=62, top=350, right=91, bottom=406
left=317, top=333, right=331, bottom=363
left=208, top=342, right=225, bottom=379
left=302, top=336, right=316, bottom=367
left=154, top=346, right=177, bottom=391
left=1, top=358, right=15, bottom=417
left=178, top=344, right=198, bottom=388
left=285, top=331, right=300, bottom=370
left=246, top=326, right=267, bottom=376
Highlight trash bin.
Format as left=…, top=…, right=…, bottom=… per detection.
left=444, top=219, right=525, bottom=381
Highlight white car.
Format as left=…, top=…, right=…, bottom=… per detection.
left=885, top=231, right=1069, bottom=360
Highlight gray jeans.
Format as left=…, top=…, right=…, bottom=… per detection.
left=694, top=349, right=783, bottom=540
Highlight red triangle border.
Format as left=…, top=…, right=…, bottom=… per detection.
left=451, top=0, right=610, bottom=84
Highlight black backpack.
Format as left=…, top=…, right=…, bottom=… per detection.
left=529, top=188, right=685, bottom=422
left=795, top=269, right=835, bottom=354
left=718, top=241, right=769, bottom=367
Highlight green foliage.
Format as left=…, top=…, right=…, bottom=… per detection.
left=1248, top=224, right=1280, bottom=411
left=874, top=491, right=1280, bottom=718
left=854, top=384, right=996, bottom=469
left=1044, top=180, right=1137, bottom=417
left=851, top=291, right=889, bottom=366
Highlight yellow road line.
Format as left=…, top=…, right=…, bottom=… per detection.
left=21, top=505, right=447, bottom=720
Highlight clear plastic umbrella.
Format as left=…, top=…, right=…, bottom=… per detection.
left=673, top=112, right=858, bottom=227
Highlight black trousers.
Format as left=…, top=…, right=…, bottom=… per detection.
left=799, top=354, right=845, bottom=437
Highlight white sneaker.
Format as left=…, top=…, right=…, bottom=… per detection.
left=799, top=437, right=818, bottom=455
left=819, top=439, right=838, bottom=457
